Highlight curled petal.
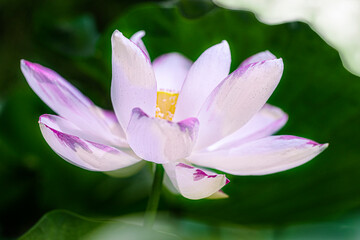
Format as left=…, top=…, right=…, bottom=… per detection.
left=111, top=30, right=157, bottom=130
left=174, top=40, right=231, bottom=121
left=153, top=53, right=192, bottom=92
left=20, top=60, right=93, bottom=113
left=189, top=135, right=328, bottom=175
left=39, top=114, right=141, bottom=171
left=20, top=60, right=125, bottom=147
left=163, top=161, right=229, bottom=200
left=126, top=108, right=199, bottom=164
left=196, top=58, right=284, bottom=149
left=130, top=30, right=150, bottom=59
left=21, top=60, right=93, bottom=127
left=208, top=104, right=288, bottom=151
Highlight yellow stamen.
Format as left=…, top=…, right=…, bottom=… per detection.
left=155, top=91, right=179, bottom=121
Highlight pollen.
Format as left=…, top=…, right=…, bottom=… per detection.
left=155, top=91, right=179, bottom=121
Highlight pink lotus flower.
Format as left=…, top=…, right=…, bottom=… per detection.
left=21, top=30, right=328, bottom=200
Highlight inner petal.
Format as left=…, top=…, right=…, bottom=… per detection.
left=155, top=91, right=179, bottom=121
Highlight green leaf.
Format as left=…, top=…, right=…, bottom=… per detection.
left=19, top=210, right=360, bottom=239
left=19, top=210, right=103, bottom=240
left=19, top=210, right=179, bottom=240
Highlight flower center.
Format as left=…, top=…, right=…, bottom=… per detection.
left=155, top=91, right=179, bottom=121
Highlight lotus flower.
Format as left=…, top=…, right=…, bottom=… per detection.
left=20, top=30, right=328, bottom=200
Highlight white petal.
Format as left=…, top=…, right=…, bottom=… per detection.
left=239, top=50, right=277, bottom=68
left=163, top=161, right=229, bottom=200
left=84, top=107, right=128, bottom=147
left=196, top=58, right=284, bottom=149
left=174, top=41, right=231, bottom=121
left=130, top=30, right=150, bottom=59
left=20, top=60, right=93, bottom=115
left=20, top=60, right=125, bottom=147
left=207, top=104, right=288, bottom=151
left=189, top=135, right=328, bottom=175
left=39, top=114, right=141, bottom=171
left=153, top=53, right=192, bottom=92
left=111, top=30, right=157, bottom=130
left=126, top=108, right=199, bottom=164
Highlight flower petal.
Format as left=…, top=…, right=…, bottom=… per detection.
left=163, top=161, right=229, bottom=200
left=20, top=60, right=93, bottom=113
left=195, top=58, right=284, bottom=149
left=20, top=60, right=92, bottom=125
left=153, top=53, right=192, bottom=92
left=239, top=50, right=277, bottom=68
left=174, top=41, right=231, bottom=121
left=130, top=30, right=150, bottom=59
left=111, top=30, right=157, bottom=130
left=39, top=114, right=141, bottom=171
left=207, top=104, right=288, bottom=151
left=20, top=60, right=125, bottom=147
left=90, top=107, right=128, bottom=147
left=126, top=108, right=199, bottom=164
left=189, top=135, right=328, bottom=175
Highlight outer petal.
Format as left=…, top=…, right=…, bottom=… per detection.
left=189, top=135, right=328, bottom=175
left=207, top=104, right=288, bottom=151
left=111, top=30, right=157, bottom=130
left=21, top=60, right=93, bottom=128
left=130, top=30, right=150, bottom=59
left=21, top=60, right=125, bottom=147
left=196, top=58, right=284, bottom=149
left=20, top=60, right=93, bottom=113
left=163, top=161, right=229, bottom=200
left=126, top=108, right=199, bottom=164
left=174, top=41, right=231, bottom=121
left=153, top=53, right=192, bottom=92
left=239, top=50, right=277, bottom=68
left=39, top=114, right=141, bottom=171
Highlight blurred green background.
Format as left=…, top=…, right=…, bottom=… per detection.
left=1, top=0, right=360, bottom=239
